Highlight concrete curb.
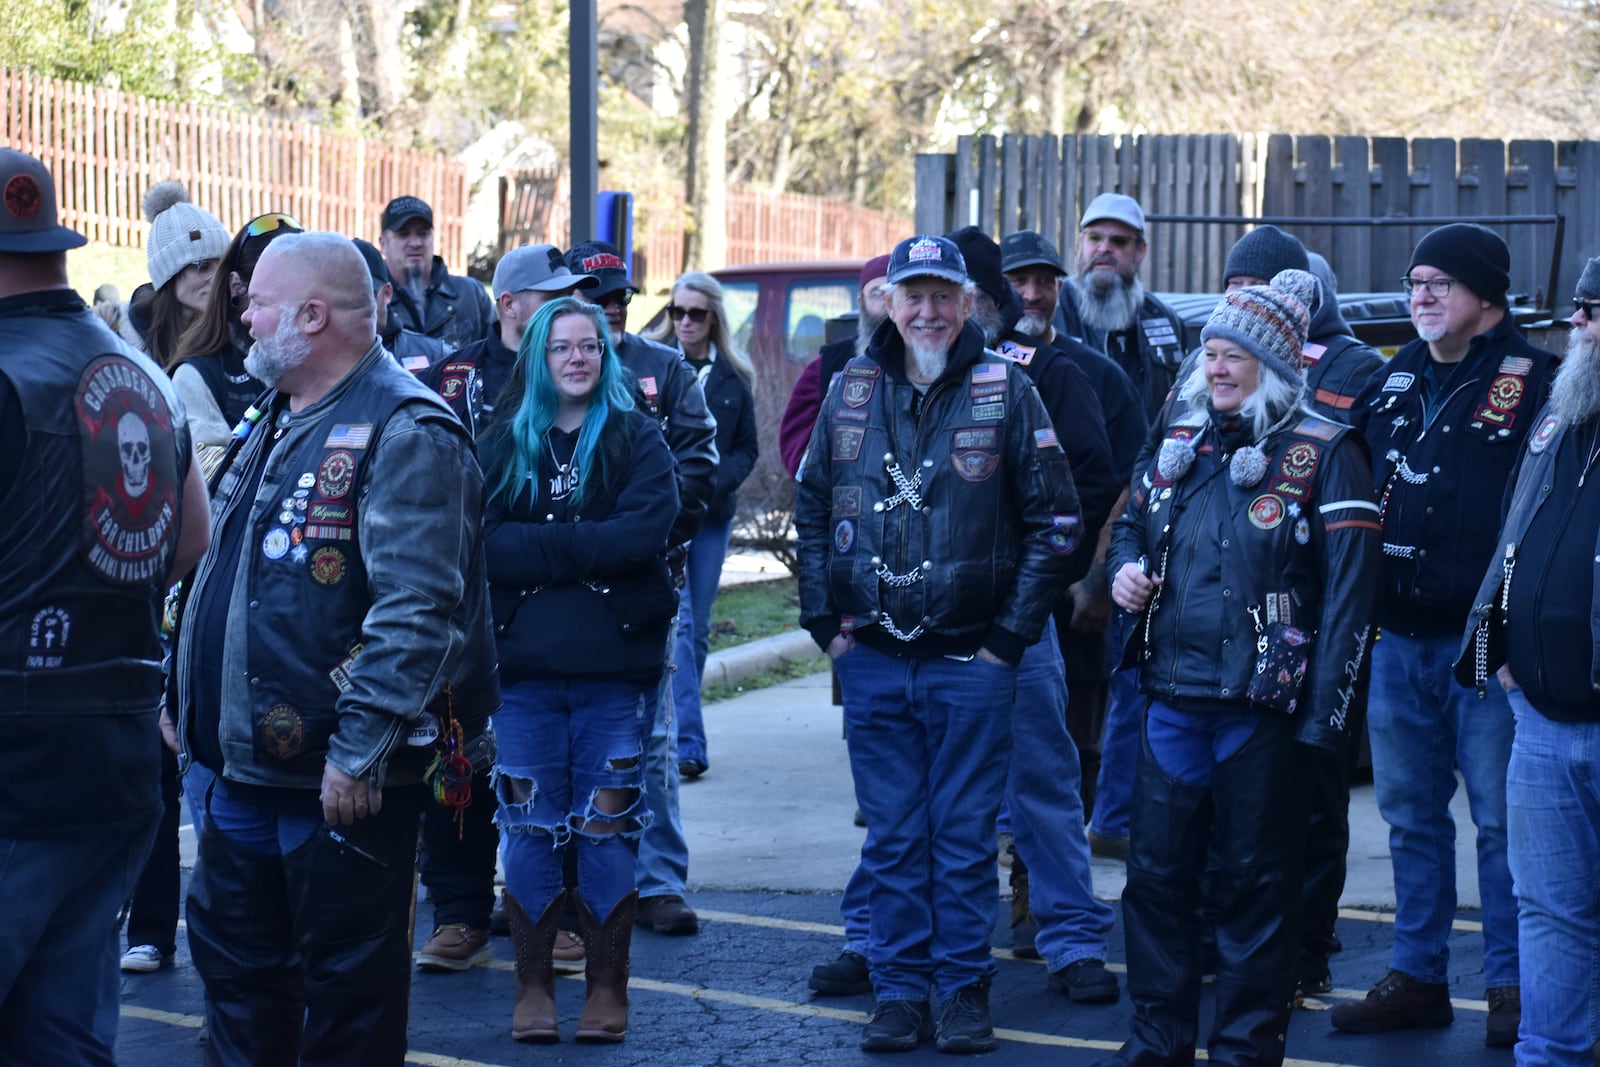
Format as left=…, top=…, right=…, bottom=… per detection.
left=700, top=629, right=819, bottom=693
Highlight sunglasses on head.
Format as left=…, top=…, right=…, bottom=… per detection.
left=243, top=213, right=303, bottom=238
left=667, top=304, right=710, bottom=324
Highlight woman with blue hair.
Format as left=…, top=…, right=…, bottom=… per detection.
left=481, top=296, right=679, bottom=1045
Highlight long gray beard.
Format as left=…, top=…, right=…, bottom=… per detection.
left=1017, top=309, right=1051, bottom=338
left=906, top=339, right=948, bottom=382
left=855, top=309, right=886, bottom=359
left=1074, top=273, right=1142, bottom=334
left=1553, top=328, right=1600, bottom=425
left=405, top=266, right=428, bottom=304
left=244, top=311, right=313, bottom=387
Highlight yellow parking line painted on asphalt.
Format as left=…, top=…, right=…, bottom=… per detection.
left=1319, top=986, right=1488, bottom=1013
left=695, top=908, right=845, bottom=936
left=1337, top=906, right=1483, bottom=933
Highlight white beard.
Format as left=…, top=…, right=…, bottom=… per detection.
left=1016, top=309, right=1051, bottom=338
left=1416, top=321, right=1448, bottom=344
left=905, top=337, right=948, bottom=382
left=244, top=310, right=313, bottom=387
left=855, top=309, right=886, bottom=358
left=1074, top=273, right=1142, bottom=334
left=1553, top=327, right=1600, bottom=425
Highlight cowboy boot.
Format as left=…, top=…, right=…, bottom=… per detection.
left=574, top=890, right=637, bottom=1043
left=504, top=890, right=564, bottom=1043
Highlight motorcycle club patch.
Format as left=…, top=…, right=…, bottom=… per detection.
left=1270, top=478, right=1310, bottom=501
left=310, top=546, right=348, bottom=587
left=74, top=355, right=181, bottom=586
left=258, top=704, right=306, bottom=760
left=832, top=426, right=864, bottom=461
left=1279, top=441, right=1319, bottom=480
left=1529, top=412, right=1561, bottom=455
left=952, top=428, right=998, bottom=451
left=1249, top=494, right=1286, bottom=530
left=952, top=449, right=1000, bottom=482
left=834, top=519, right=855, bottom=554
left=832, top=485, right=863, bottom=518
left=842, top=377, right=874, bottom=408
left=970, top=402, right=1005, bottom=421
left=1487, top=374, right=1525, bottom=411
left=845, top=363, right=880, bottom=378
left=317, top=450, right=357, bottom=499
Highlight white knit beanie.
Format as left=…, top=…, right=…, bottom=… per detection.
left=144, top=181, right=230, bottom=291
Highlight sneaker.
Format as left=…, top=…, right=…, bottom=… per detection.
left=1048, top=958, right=1120, bottom=1004
left=1485, top=986, right=1520, bottom=1048
left=636, top=893, right=700, bottom=935
left=120, top=945, right=171, bottom=973
left=810, top=950, right=872, bottom=997
left=860, top=998, right=934, bottom=1052
left=416, top=924, right=492, bottom=971
left=1330, top=969, right=1453, bottom=1033
left=1087, top=830, right=1130, bottom=860
left=935, top=981, right=996, bottom=1054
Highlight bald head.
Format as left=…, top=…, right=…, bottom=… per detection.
left=256, top=231, right=377, bottom=334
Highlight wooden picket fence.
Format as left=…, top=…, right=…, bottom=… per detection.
left=916, top=133, right=1593, bottom=304
left=1, top=67, right=469, bottom=263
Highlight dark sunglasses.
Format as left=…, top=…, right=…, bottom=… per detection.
left=667, top=304, right=711, bottom=324
left=597, top=290, right=633, bottom=308
left=243, top=213, right=303, bottom=238
left=1574, top=298, right=1600, bottom=319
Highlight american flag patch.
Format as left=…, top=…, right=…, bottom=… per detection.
left=972, top=363, right=1006, bottom=384
left=324, top=424, right=373, bottom=449
left=1034, top=428, right=1058, bottom=449
left=1499, top=356, right=1533, bottom=375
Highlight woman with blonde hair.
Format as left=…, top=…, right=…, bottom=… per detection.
left=647, top=270, right=759, bottom=779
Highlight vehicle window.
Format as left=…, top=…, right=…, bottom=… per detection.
left=721, top=281, right=760, bottom=356
left=786, top=281, right=856, bottom=363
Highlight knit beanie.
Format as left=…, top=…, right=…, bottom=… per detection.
left=1200, top=269, right=1315, bottom=384
left=1222, top=225, right=1309, bottom=286
left=144, top=181, right=230, bottom=291
left=946, top=226, right=1007, bottom=306
left=1575, top=257, right=1600, bottom=301
left=1408, top=223, right=1511, bottom=306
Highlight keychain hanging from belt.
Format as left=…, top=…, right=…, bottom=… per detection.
left=423, top=683, right=474, bottom=838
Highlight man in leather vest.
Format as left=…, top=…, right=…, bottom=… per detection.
left=174, top=232, right=490, bottom=1063
left=379, top=196, right=495, bottom=351
left=0, top=148, right=211, bottom=1063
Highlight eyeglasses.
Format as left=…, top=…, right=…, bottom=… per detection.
left=547, top=339, right=603, bottom=359
left=243, top=213, right=303, bottom=238
left=1083, top=229, right=1137, bottom=250
left=187, top=257, right=220, bottom=275
left=1574, top=298, right=1600, bottom=319
left=667, top=304, right=711, bottom=324
left=1401, top=275, right=1458, bottom=299
left=596, top=290, right=633, bottom=308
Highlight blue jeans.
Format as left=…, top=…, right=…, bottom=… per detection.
left=637, top=616, right=690, bottom=899
left=1090, top=665, right=1145, bottom=840
left=1009, top=618, right=1115, bottom=969
left=835, top=642, right=1016, bottom=1002
left=1368, top=630, right=1518, bottom=986
left=0, top=818, right=156, bottom=1066
left=495, top=678, right=654, bottom=920
left=672, top=518, right=732, bottom=766
left=1506, top=687, right=1600, bottom=1066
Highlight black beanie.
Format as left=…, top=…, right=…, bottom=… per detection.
left=1408, top=223, right=1511, bottom=306
left=1223, top=225, right=1309, bottom=286
left=945, top=225, right=1007, bottom=305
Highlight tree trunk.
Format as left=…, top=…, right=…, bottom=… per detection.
left=682, top=0, right=726, bottom=270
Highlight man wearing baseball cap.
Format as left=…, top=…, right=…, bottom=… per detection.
left=795, top=235, right=1081, bottom=1054
left=1338, top=223, right=1556, bottom=1047
left=379, top=195, right=495, bottom=351
left=0, top=147, right=210, bottom=1060
left=1056, top=193, right=1186, bottom=419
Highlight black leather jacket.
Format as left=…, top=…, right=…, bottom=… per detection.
left=795, top=319, right=1081, bottom=666
left=615, top=332, right=719, bottom=549
left=387, top=256, right=494, bottom=351
left=1109, top=411, right=1381, bottom=751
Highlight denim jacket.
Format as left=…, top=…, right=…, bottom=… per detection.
left=176, top=342, right=485, bottom=791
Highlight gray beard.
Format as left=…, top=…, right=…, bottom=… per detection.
left=244, top=311, right=313, bottom=387
left=405, top=266, right=428, bottom=304
left=855, top=310, right=886, bottom=359
left=969, top=297, right=1005, bottom=347
left=1553, top=328, right=1600, bottom=425
left=905, top=338, right=948, bottom=382
left=1016, top=309, right=1051, bottom=338
left=1074, top=273, right=1142, bottom=334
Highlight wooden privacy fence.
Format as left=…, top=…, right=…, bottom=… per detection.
left=0, top=67, right=469, bottom=264
left=916, top=133, right=1595, bottom=302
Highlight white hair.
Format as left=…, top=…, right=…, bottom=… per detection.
left=1175, top=352, right=1308, bottom=439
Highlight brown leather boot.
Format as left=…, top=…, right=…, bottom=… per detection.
left=574, top=890, right=637, bottom=1043
left=503, top=890, right=564, bottom=1043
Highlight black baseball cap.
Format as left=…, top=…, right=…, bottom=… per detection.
left=1000, top=230, right=1065, bottom=275
left=351, top=238, right=391, bottom=289
left=381, top=196, right=433, bottom=232
left=565, top=240, right=638, bottom=298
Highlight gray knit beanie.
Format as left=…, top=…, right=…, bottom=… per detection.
left=1200, top=269, right=1315, bottom=384
left=1576, top=257, right=1600, bottom=301
left=144, top=181, right=230, bottom=291
left=1222, top=225, right=1309, bottom=287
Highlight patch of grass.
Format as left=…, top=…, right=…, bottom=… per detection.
left=706, top=576, right=800, bottom=653
left=701, top=653, right=828, bottom=704
left=68, top=242, right=150, bottom=304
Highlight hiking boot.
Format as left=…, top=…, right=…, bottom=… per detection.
left=860, top=999, right=934, bottom=1052
left=810, top=950, right=872, bottom=997
left=1008, top=853, right=1039, bottom=960
left=635, top=894, right=699, bottom=935
left=1048, top=958, right=1120, bottom=1004
left=935, top=981, right=996, bottom=1054
left=417, top=924, right=492, bottom=972
left=120, top=945, right=172, bottom=973
left=1330, top=969, right=1453, bottom=1033
left=1485, top=986, right=1521, bottom=1048
left=553, top=928, right=584, bottom=970
left=1087, top=830, right=1130, bottom=861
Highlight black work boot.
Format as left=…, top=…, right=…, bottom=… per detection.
left=860, top=999, right=934, bottom=1052
left=935, top=980, right=996, bottom=1054
left=1330, top=969, right=1454, bottom=1033
left=810, top=950, right=871, bottom=997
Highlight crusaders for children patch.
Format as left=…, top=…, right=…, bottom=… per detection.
left=317, top=450, right=357, bottom=498
left=1279, top=441, right=1319, bottom=480
left=1529, top=412, right=1561, bottom=455
left=1488, top=374, right=1525, bottom=411
left=259, top=704, right=306, bottom=760
left=1249, top=494, right=1286, bottom=530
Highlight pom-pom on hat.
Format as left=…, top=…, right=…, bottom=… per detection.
left=144, top=181, right=230, bottom=291
left=1200, top=269, right=1316, bottom=385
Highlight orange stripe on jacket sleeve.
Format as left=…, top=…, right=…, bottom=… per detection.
left=1314, top=388, right=1356, bottom=410
left=1324, top=519, right=1382, bottom=533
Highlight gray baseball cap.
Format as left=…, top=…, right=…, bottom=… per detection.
left=492, top=244, right=599, bottom=299
left=1079, top=192, right=1146, bottom=235
left=0, top=149, right=87, bottom=253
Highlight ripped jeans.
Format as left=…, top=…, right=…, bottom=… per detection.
left=493, top=679, right=655, bottom=920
